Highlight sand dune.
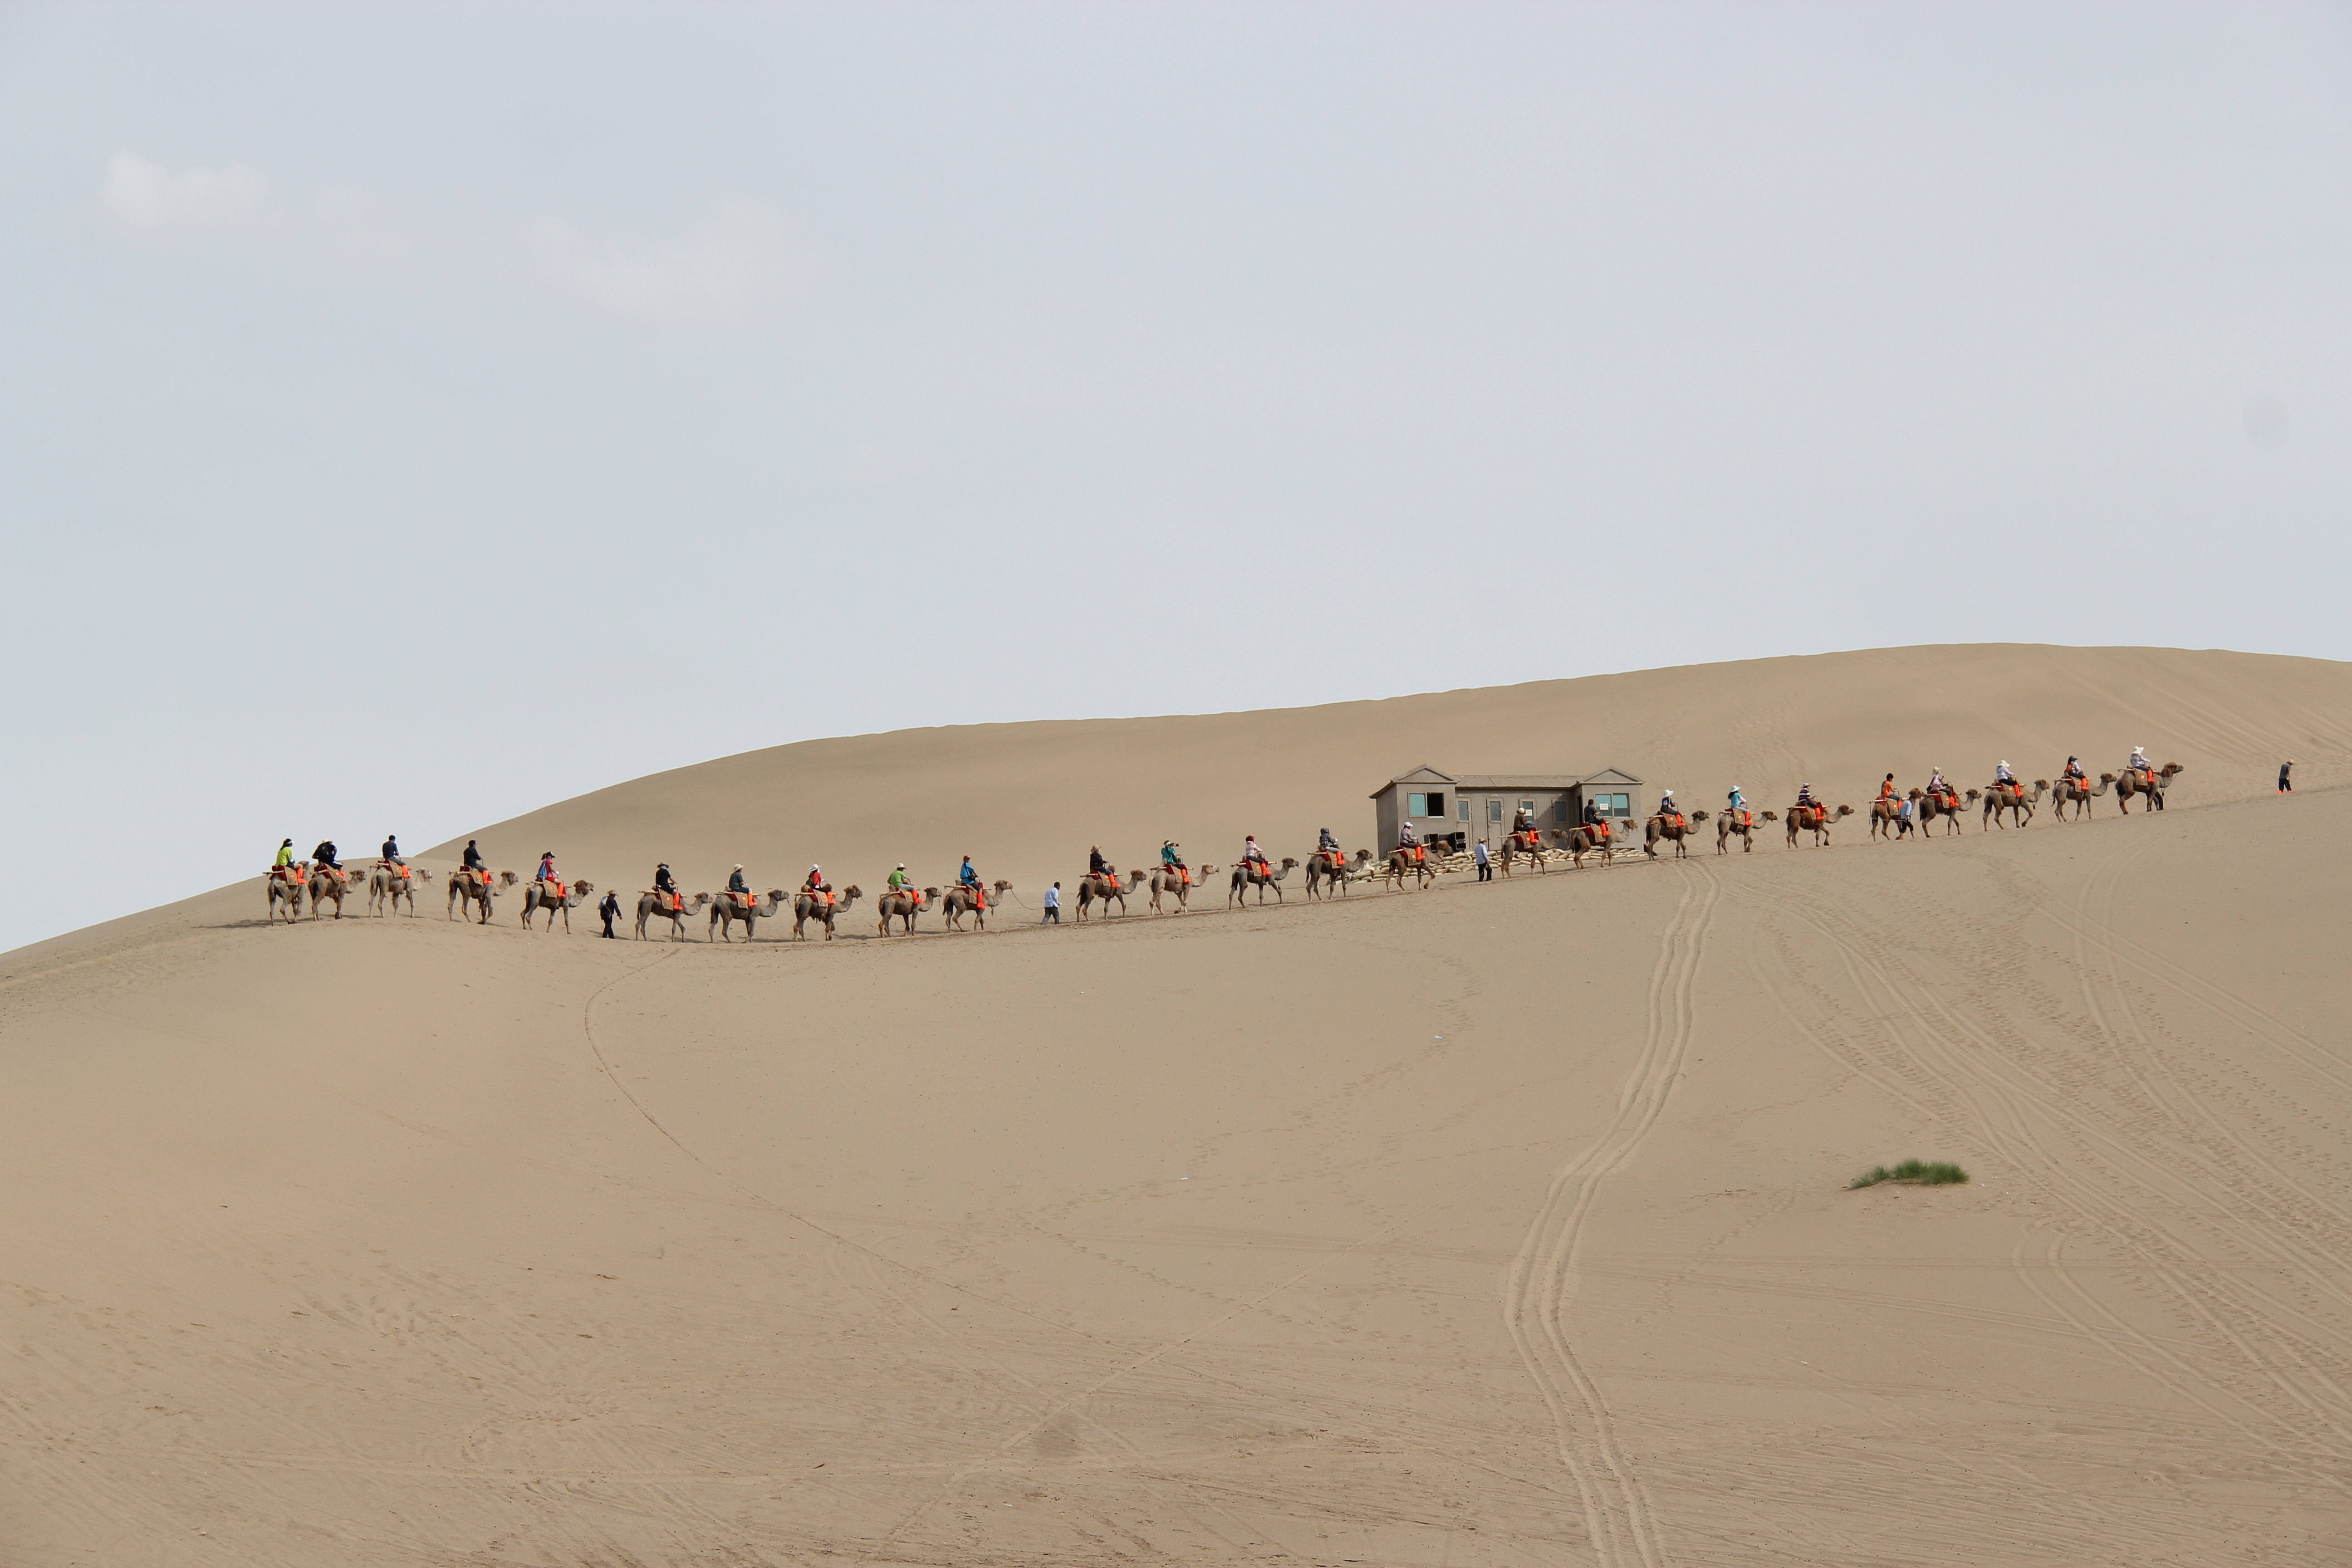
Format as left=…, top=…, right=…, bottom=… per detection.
left=5, top=644, right=2351, bottom=1566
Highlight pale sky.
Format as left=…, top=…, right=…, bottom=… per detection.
left=3, top=2, right=2347, bottom=953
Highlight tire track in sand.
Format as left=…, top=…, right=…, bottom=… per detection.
left=1503, top=866, right=1720, bottom=1568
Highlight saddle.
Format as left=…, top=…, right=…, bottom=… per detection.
left=542, top=879, right=568, bottom=900
left=652, top=890, right=680, bottom=911
left=270, top=862, right=303, bottom=882
left=1662, top=813, right=1685, bottom=831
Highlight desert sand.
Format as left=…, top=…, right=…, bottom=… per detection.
left=4, top=643, right=2350, bottom=1566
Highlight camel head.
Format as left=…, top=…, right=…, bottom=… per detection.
left=2034, top=779, right=2050, bottom=790
left=2160, top=762, right=2185, bottom=778
left=992, top=879, right=1013, bottom=896
left=1760, top=810, right=1778, bottom=821
left=1835, top=804, right=1854, bottom=818
left=2098, top=772, right=2117, bottom=785
left=1280, top=856, right=1299, bottom=869
left=1689, top=809, right=1710, bottom=822
left=498, top=870, right=520, bottom=887
left=1353, top=848, right=1374, bottom=865
left=1964, top=788, right=1982, bottom=803
left=839, top=884, right=862, bottom=902
left=575, top=880, right=596, bottom=895
left=766, top=889, right=788, bottom=902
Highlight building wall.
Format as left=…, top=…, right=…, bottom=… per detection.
left=1372, top=784, right=1462, bottom=851
left=1465, top=788, right=1574, bottom=843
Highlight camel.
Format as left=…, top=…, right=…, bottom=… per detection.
left=1980, top=779, right=2046, bottom=831
left=522, top=877, right=595, bottom=933
left=1497, top=830, right=1553, bottom=877
left=1075, top=870, right=1144, bottom=921
left=2110, top=762, right=2185, bottom=813
left=367, top=860, right=428, bottom=916
left=2050, top=774, right=2106, bottom=821
left=447, top=867, right=514, bottom=923
left=1913, top=787, right=1976, bottom=836
left=266, top=863, right=308, bottom=924
left=708, top=888, right=785, bottom=942
left=1148, top=863, right=1215, bottom=914
left=1784, top=803, right=1853, bottom=848
left=306, top=865, right=352, bottom=919
left=941, top=880, right=1011, bottom=931
left=635, top=889, right=711, bottom=941
left=1553, top=824, right=1617, bottom=869
left=1715, top=810, right=1771, bottom=854
left=1381, top=847, right=1437, bottom=891
left=1306, top=849, right=1372, bottom=899
left=876, top=886, right=935, bottom=935
left=1230, top=856, right=1301, bottom=906
left=791, top=885, right=862, bottom=941
left=1643, top=809, right=1708, bottom=860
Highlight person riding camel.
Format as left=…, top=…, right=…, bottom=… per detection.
left=536, top=852, right=557, bottom=883
left=462, top=839, right=485, bottom=873
left=1161, top=839, right=1190, bottom=885
left=1580, top=797, right=1608, bottom=837
left=1927, top=766, right=1951, bottom=803
left=958, top=857, right=983, bottom=904
left=654, top=862, right=679, bottom=909
left=1657, top=790, right=1681, bottom=826
left=2127, top=745, right=2151, bottom=778
left=1397, top=821, right=1424, bottom=862
left=1511, top=807, right=1534, bottom=843
left=1795, top=783, right=1820, bottom=822
left=381, top=834, right=406, bottom=871
left=727, top=864, right=749, bottom=896
left=1878, top=774, right=1898, bottom=805
left=887, top=862, right=917, bottom=902
left=804, top=864, right=833, bottom=906
left=1726, top=785, right=1747, bottom=824
left=2063, top=755, right=2087, bottom=784
left=1088, top=846, right=1112, bottom=881
left=274, top=838, right=295, bottom=872
left=1317, top=826, right=1341, bottom=862
left=1242, top=835, right=1270, bottom=877
left=312, top=840, right=342, bottom=872
left=1995, top=760, right=2016, bottom=786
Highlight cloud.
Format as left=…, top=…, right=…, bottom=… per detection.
left=101, top=153, right=275, bottom=236
left=314, top=185, right=410, bottom=265
left=533, top=200, right=794, bottom=325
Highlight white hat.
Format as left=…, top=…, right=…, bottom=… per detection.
left=734, top=863, right=743, bottom=869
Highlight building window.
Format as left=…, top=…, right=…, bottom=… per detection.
left=1489, top=799, right=1503, bottom=823
left=1427, top=791, right=1445, bottom=818
left=1457, top=797, right=1470, bottom=822
left=1519, top=799, right=1535, bottom=823
left=1606, top=792, right=1631, bottom=817
left=1553, top=799, right=1569, bottom=823
left=1407, top=791, right=1446, bottom=818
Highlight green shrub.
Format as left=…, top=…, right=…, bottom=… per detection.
left=1848, top=1159, right=1969, bottom=1190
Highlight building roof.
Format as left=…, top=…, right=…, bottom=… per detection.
left=1370, top=765, right=1644, bottom=799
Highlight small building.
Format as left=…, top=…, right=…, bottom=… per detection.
left=1370, top=765, right=1646, bottom=851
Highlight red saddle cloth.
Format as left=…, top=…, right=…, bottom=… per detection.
left=1664, top=814, right=1685, bottom=830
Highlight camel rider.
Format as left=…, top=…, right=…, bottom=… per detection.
left=1726, top=785, right=1745, bottom=818
left=1318, top=826, right=1341, bottom=859
left=274, top=838, right=295, bottom=870
left=1657, top=790, right=1679, bottom=824
left=1243, top=835, right=1269, bottom=873
left=2063, top=755, right=2087, bottom=784
left=1089, top=846, right=1112, bottom=880
left=382, top=834, right=405, bottom=868
left=1994, top=760, right=2016, bottom=788
left=887, top=863, right=915, bottom=899
left=1878, top=774, right=1898, bottom=806
left=1398, top=821, right=1421, bottom=858
left=1927, top=767, right=1950, bottom=802
left=727, top=864, right=750, bottom=896
left=536, top=852, right=557, bottom=883
left=1512, top=807, right=1534, bottom=838
left=1161, top=840, right=1189, bottom=885
left=463, top=839, right=485, bottom=873
left=2128, top=745, right=2151, bottom=776
left=959, top=857, right=981, bottom=895
left=312, top=839, right=341, bottom=871
left=804, top=864, right=833, bottom=905
left=654, top=863, right=679, bottom=907
left=1795, top=784, right=1819, bottom=814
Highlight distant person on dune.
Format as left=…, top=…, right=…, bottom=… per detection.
left=2280, top=759, right=2294, bottom=793
left=598, top=889, right=621, bottom=938
left=1042, top=883, right=1060, bottom=924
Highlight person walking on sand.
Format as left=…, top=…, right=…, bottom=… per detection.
left=1043, top=882, right=1061, bottom=924
left=598, top=889, right=621, bottom=938
left=2281, top=759, right=2295, bottom=794
left=1474, top=839, right=1492, bottom=882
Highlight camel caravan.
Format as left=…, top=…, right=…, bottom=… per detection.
left=258, top=751, right=2193, bottom=938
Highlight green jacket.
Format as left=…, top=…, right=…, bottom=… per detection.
left=274, top=844, right=294, bottom=867
left=887, top=869, right=911, bottom=891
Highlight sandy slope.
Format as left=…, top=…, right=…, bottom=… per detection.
left=5, top=645, right=2352, bottom=1566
